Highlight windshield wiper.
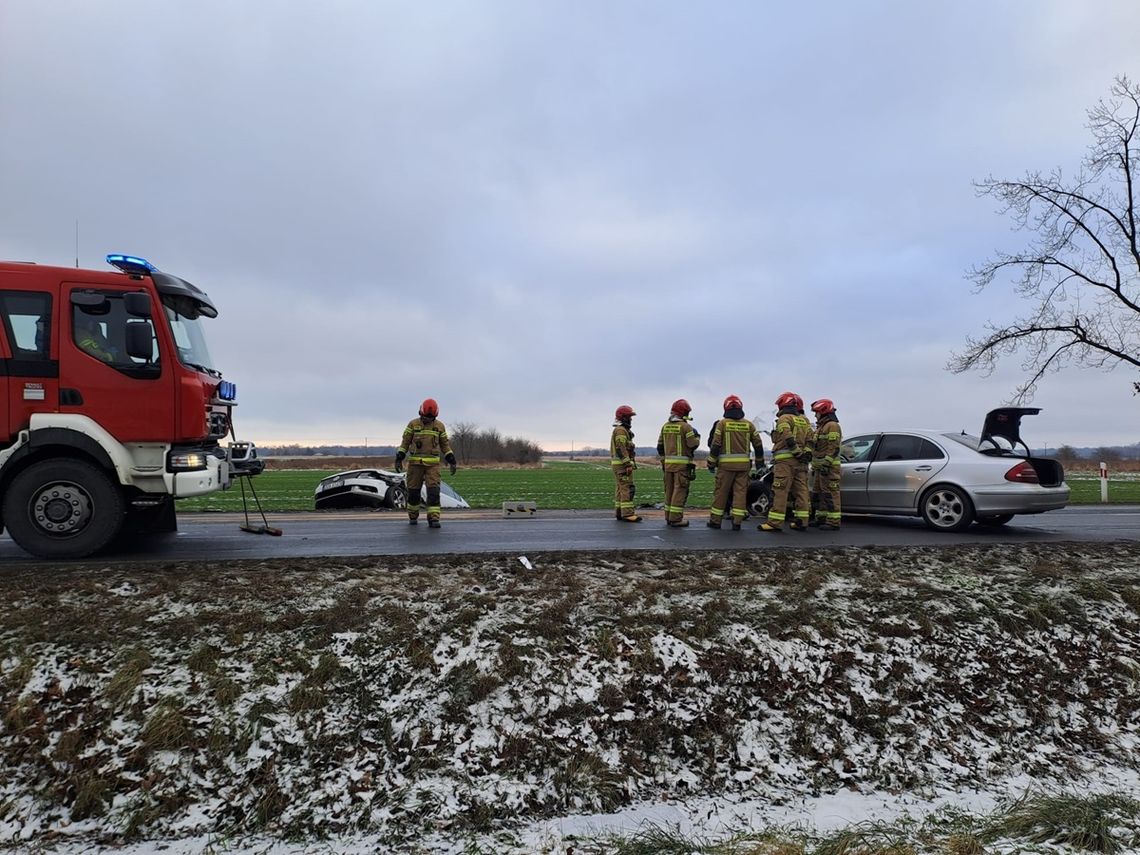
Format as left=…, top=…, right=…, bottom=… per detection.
left=185, top=361, right=222, bottom=378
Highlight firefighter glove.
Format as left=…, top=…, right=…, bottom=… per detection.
left=449, top=462, right=457, bottom=476
left=445, top=452, right=457, bottom=476
left=706, top=461, right=716, bottom=473
left=394, top=450, right=405, bottom=473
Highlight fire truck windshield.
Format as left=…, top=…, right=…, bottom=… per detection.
left=163, top=296, right=219, bottom=376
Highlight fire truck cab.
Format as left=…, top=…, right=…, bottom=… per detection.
left=0, top=254, right=247, bottom=559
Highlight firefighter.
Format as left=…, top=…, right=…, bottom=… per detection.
left=759, top=391, right=812, bottom=532
left=809, top=398, right=843, bottom=530
left=707, top=395, right=764, bottom=531
left=657, top=398, right=701, bottom=527
left=394, top=398, right=457, bottom=528
left=791, top=395, right=814, bottom=530
left=611, top=405, right=641, bottom=522
left=75, top=315, right=115, bottom=363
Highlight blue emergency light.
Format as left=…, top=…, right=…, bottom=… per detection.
left=106, top=254, right=157, bottom=275
left=216, top=381, right=237, bottom=401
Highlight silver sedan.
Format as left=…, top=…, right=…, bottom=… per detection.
left=839, top=408, right=1070, bottom=532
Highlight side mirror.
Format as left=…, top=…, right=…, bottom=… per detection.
left=124, top=292, right=152, bottom=318
left=125, top=320, right=154, bottom=361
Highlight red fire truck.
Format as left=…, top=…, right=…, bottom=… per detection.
left=0, top=254, right=254, bottom=558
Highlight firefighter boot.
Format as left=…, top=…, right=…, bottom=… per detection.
left=758, top=522, right=783, bottom=533
left=428, top=519, right=442, bottom=529
left=620, top=514, right=642, bottom=523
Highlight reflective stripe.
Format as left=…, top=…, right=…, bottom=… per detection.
left=719, top=453, right=750, bottom=463
left=710, top=506, right=724, bottom=516
left=731, top=508, right=746, bottom=519
left=612, top=460, right=631, bottom=467
left=665, top=504, right=685, bottom=513
left=409, top=456, right=440, bottom=464
left=664, top=456, right=690, bottom=465
left=774, top=452, right=796, bottom=460
left=767, top=511, right=786, bottom=522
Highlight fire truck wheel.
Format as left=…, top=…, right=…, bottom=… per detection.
left=3, top=459, right=126, bottom=559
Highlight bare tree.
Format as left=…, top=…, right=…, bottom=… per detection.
left=450, top=421, right=478, bottom=465
left=949, top=76, right=1140, bottom=399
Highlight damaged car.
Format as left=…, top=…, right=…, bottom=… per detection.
left=314, top=469, right=470, bottom=511
left=838, top=407, right=1069, bottom=531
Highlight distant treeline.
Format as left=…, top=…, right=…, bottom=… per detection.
left=1051, top=444, right=1140, bottom=462
left=450, top=423, right=542, bottom=465
left=261, top=424, right=543, bottom=465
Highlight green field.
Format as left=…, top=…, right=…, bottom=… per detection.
left=176, top=462, right=1135, bottom=512
left=179, top=460, right=717, bottom=512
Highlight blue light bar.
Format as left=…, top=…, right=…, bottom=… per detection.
left=106, top=254, right=157, bottom=275
left=216, top=381, right=237, bottom=402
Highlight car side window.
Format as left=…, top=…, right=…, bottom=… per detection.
left=918, top=439, right=946, bottom=460
left=841, top=434, right=879, bottom=463
left=875, top=434, right=946, bottom=461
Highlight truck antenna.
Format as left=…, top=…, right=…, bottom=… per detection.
left=75, top=219, right=79, bottom=267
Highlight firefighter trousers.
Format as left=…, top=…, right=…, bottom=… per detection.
left=710, top=469, right=748, bottom=524
left=812, top=466, right=841, bottom=525
left=662, top=467, right=693, bottom=523
left=613, top=466, right=636, bottom=519
left=406, top=463, right=442, bottom=521
left=766, top=459, right=811, bottom=529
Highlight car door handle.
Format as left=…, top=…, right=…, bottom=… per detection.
left=849, top=467, right=867, bottom=474
left=914, top=465, right=932, bottom=471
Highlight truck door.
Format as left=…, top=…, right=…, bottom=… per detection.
left=60, top=284, right=174, bottom=442
left=0, top=289, right=58, bottom=442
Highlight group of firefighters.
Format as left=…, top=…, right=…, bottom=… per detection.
left=391, top=393, right=843, bottom=532
left=611, top=393, right=843, bottom=532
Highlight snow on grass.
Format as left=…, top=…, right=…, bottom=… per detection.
left=0, top=543, right=1138, bottom=852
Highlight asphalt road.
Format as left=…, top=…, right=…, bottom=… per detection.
left=0, top=505, right=1137, bottom=564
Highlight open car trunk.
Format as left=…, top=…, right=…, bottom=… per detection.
left=979, top=407, right=1066, bottom=487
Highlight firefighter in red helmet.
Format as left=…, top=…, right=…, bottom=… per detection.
left=657, top=398, right=701, bottom=527
left=759, top=392, right=811, bottom=532
left=611, top=405, right=641, bottom=522
left=809, top=398, right=843, bottom=530
left=395, top=397, right=457, bottom=528
left=707, top=395, right=764, bottom=530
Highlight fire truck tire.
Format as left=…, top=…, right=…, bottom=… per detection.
left=3, top=459, right=126, bottom=559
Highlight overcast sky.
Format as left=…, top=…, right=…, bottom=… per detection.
left=2, top=2, right=1137, bottom=450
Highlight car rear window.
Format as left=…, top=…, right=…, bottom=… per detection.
left=943, top=432, right=980, bottom=450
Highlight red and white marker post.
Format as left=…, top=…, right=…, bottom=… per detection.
left=1100, top=461, right=1109, bottom=503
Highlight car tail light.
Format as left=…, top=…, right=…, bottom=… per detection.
left=1004, top=461, right=1039, bottom=483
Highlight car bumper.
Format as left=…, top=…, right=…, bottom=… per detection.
left=168, top=456, right=230, bottom=498
left=969, top=484, right=1070, bottom=515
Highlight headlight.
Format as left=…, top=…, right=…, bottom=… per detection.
left=169, top=452, right=209, bottom=471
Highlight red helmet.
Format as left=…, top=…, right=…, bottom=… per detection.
left=722, top=395, right=743, bottom=412
left=775, top=392, right=798, bottom=410
left=419, top=398, right=439, bottom=418
left=811, top=398, right=836, bottom=415
left=793, top=394, right=805, bottom=411
left=615, top=404, right=636, bottom=420
left=670, top=398, right=692, bottom=418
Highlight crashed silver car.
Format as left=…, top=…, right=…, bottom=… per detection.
left=313, top=469, right=470, bottom=511
left=839, top=407, right=1069, bottom=531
